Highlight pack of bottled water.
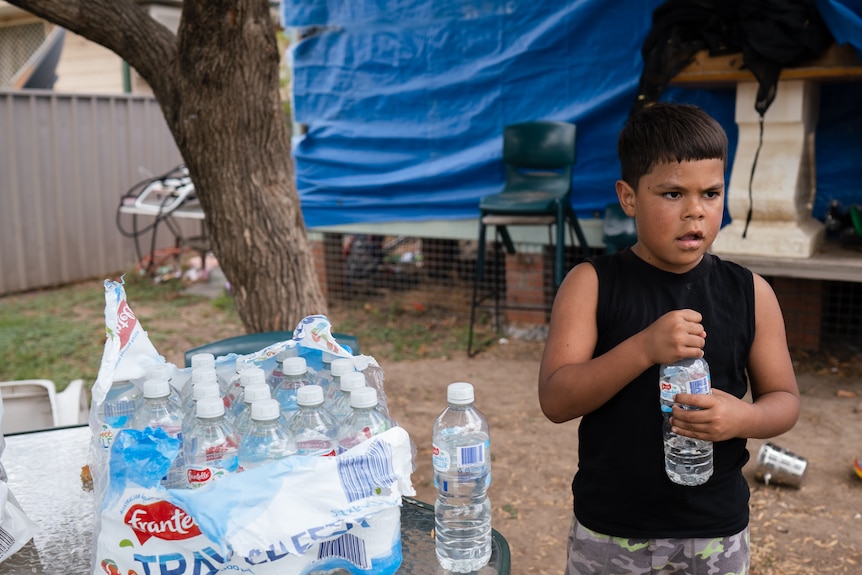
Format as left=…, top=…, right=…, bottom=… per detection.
left=90, top=280, right=414, bottom=575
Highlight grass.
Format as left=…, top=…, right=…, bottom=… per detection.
left=0, top=269, right=488, bottom=389
left=0, top=272, right=224, bottom=389
left=329, top=298, right=474, bottom=361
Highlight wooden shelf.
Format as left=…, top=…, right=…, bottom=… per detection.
left=670, top=43, right=862, bottom=88
left=714, top=241, right=862, bottom=283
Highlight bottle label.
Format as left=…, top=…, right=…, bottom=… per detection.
left=456, top=441, right=486, bottom=468
left=297, top=439, right=337, bottom=457
left=98, top=423, right=115, bottom=450
left=688, top=376, right=710, bottom=395
left=432, top=444, right=451, bottom=472
left=659, top=373, right=710, bottom=413
left=186, top=464, right=233, bottom=488
left=432, top=439, right=489, bottom=473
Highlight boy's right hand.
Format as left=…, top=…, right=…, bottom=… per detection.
left=643, top=309, right=706, bottom=365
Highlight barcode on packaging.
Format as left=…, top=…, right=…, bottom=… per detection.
left=317, top=532, right=370, bottom=570
left=0, top=526, right=16, bottom=557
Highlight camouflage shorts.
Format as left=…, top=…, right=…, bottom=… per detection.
left=565, top=515, right=749, bottom=575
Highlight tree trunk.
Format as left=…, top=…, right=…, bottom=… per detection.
left=8, top=0, right=328, bottom=333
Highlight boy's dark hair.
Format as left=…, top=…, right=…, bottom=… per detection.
left=618, top=102, right=728, bottom=189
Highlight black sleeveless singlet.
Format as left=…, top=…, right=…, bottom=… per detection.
left=572, top=249, right=754, bottom=538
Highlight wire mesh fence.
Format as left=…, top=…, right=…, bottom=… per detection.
left=312, top=233, right=862, bottom=361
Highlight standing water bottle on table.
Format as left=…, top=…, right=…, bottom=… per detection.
left=659, top=358, right=713, bottom=486
left=432, top=382, right=491, bottom=573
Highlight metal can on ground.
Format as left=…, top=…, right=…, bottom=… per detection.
left=754, top=442, right=808, bottom=488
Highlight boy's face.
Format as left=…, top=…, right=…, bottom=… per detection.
left=616, top=158, right=724, bottom=274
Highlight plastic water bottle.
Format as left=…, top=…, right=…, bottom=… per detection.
left=273, top=356, right=314, bottom=416
left=313, top=351, right=338, bottom=391
left=131, top=378, right=186, bottom=489
left=190, top=352, right=216, bottom=372
left=184, top=353, right=216, bottom=401
left=184, top=397, right=240, bottom=488
left=95, top=379, right=142, bottom=468
left=659, top=358, right=713, bottom=486
left=323, top=358, right=356, bottom=402
left=181, top=380, right=221, bottom=435
left=287, top=385, right=339, bottom=456
left=224, top=357, right=256, bottom=410
left=143, top=363, right=182, bottom=410
left=266, top=344, right=299, bottom=389
left=432, top=382, right=492, bottom=573
left=233, top=383, right=272, bottom=437
left=228, top=367, right=267, bottom=420
left=97, top=380, right=141, bottom=446
left=337, top=387, right=393, bottom=452
left=326, top=371, right=367, bottom=423
left=183, top=368, right=219, bottom=414
left=238, top=398, right=296, bottom=470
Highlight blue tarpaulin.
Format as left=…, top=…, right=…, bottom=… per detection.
left=281, top=0, right=862, bottom=229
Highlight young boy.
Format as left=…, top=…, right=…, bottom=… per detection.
left=538, top=102, right=800, bottom=574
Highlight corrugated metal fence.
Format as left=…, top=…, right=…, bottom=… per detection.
left=0, top=89, right=186, bottom=295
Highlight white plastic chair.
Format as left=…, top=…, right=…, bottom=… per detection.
left=55, top=379, right=89, bottom=427
left=0, top=380, right=60, bottom=434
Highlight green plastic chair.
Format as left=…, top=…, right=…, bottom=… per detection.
left=183, top=331, right=360, bottom=367
left=602, top=202, right=637, bottom=253
left=468, top=120, right=588, bottom=355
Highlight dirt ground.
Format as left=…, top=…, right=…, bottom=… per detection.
left=150, top=319, right=862, bottom=575
left=378, top=341, right=862, bottom=575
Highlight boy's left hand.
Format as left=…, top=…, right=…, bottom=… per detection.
left=670, top=389, right=749, bottom=442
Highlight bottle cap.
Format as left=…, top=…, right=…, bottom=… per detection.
left=243, top=383, right=271, bottom=404
left=145, top=363, right=172, bottom=381
left=196, top=396, right=225, bottom=418
left=297, top=385, right=324, bottom=406
left=191, top=369, right=218, bottom=385
left=340, top=371, right=366, bottom=392
left=322, top=351, right=339, bottom=364
left=239, top=367, right=266, bottom=387
left=251, top=398, right=281, bottom=421
left=350, top=387, right=378, bottom=409
left=330, top=358, right=354, bottom=377
left=142, top=378, right=171, bottom=399
left=447, top=382, right=475, bottom=405
left=192, top=381, right=220, bottom=400
left=190, top=353, right=215, bottom=371
left=235, top=356, right=254, bottom=373
left=275, top=342, right=299, bottom=363
left=283, top=356, right=307, bottom=376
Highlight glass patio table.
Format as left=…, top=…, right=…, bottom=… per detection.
left=0, top=425, right=510, bottom=574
